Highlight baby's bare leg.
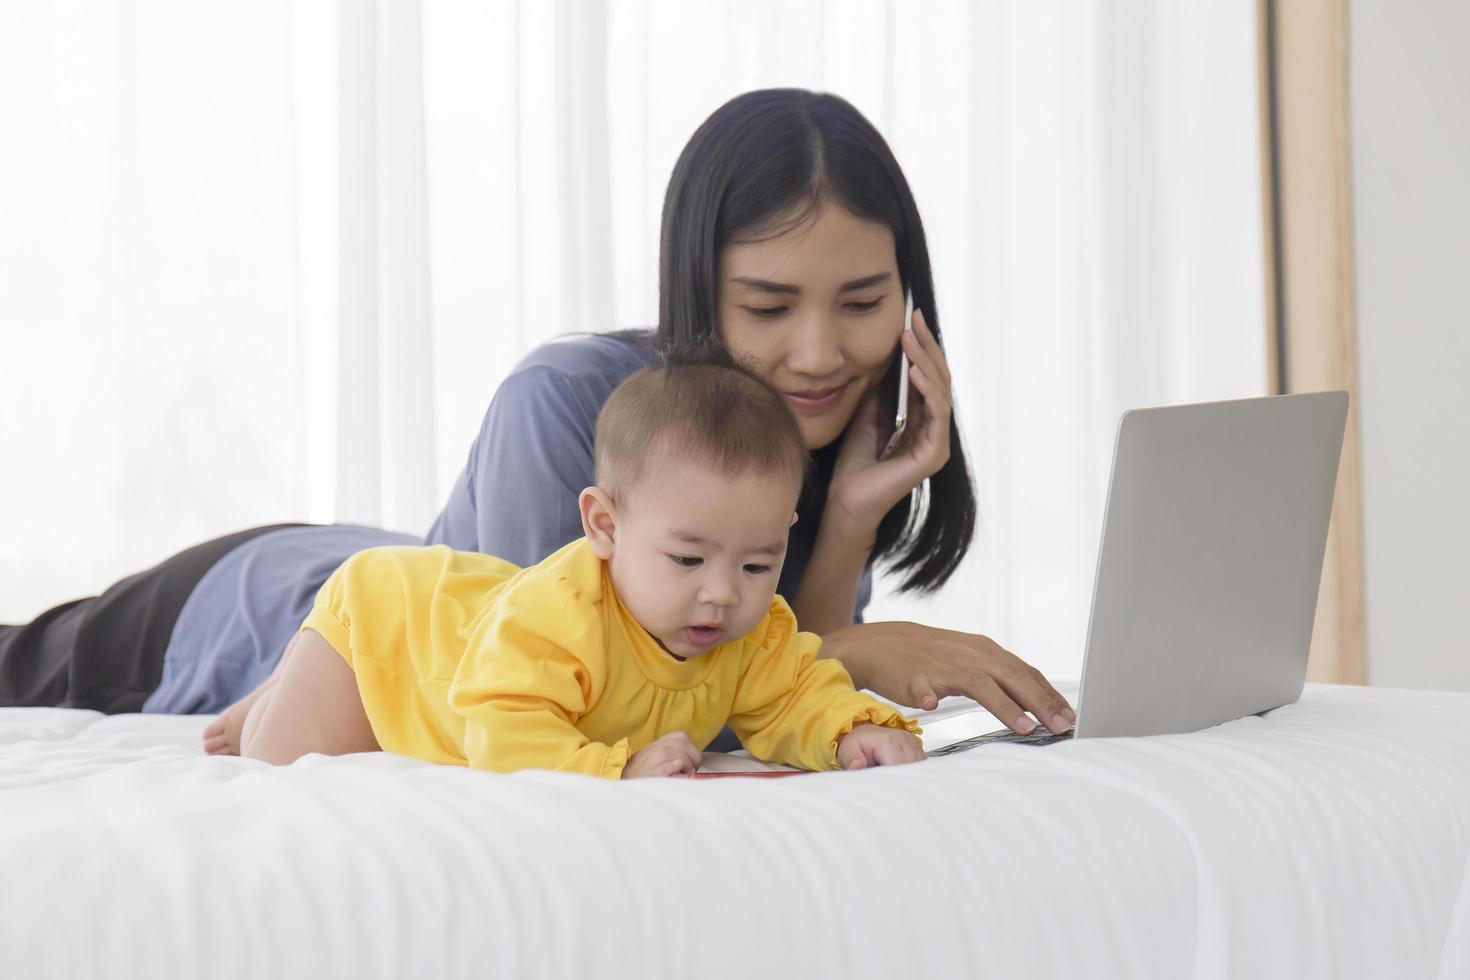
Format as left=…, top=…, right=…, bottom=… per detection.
left=238, top=682, right=279, bottom=753
left=240, top=628, right=380, bottom=765
left=203, top=630, right=303, bottom=755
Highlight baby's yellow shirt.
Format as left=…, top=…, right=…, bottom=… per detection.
left=302, top=538, right=918, bottom=778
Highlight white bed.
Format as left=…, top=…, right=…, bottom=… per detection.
left=3, top=681, right=1468, bottom=979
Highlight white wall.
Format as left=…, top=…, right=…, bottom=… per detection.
left=1350, top=0, right=1470, bottom=691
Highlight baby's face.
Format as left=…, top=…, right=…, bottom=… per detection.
left=598, top=462, right=800, bottom=660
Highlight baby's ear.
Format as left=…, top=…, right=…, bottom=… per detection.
left=790, top=511, right=799, bottom=527
left=579, top=487, right=619, bottom=560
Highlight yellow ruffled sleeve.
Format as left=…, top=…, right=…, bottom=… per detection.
left=447, top=576, right=630, bottom=779
left=727, top=598, right=921, bottom=771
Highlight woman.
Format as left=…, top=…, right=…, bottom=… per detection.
left=0, top=89, right=1075, bottom=742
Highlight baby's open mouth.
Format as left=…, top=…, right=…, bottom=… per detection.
left=683, top=625, right=725, bottom=647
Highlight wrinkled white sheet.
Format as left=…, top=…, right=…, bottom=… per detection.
left=2, top=682, right=1468, bottom=979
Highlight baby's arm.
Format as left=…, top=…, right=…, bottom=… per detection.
left=456, top=695, right=631, bottom=777
left=834, top=724, right=926, bottom=769
left=728, top=603, right=922, bottom=771
left=454, top=696, right=696, bottom=778
left=449, top=598, right=683, bottom=778
left=624, top=732, right=703, bottom=778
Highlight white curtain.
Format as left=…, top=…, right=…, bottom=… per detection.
left=0, top=0, right=1266, bottom=683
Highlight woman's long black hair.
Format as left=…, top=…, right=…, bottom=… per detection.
left=655, top=88, right=976, bottom=593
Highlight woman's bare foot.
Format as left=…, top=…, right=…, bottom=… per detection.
left=202, top=676, right=279, bottom=755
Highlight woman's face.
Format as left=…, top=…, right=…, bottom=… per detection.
left=717, top=201, right=904, bottom=451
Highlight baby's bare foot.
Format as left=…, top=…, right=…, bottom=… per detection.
left=202, top=677, right=278, bottom=756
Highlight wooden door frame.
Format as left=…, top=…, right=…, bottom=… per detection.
left=1258, top=0, right=1367, bottom=683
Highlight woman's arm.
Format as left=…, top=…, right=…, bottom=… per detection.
left=792, top=312, right=948, bottom=634
left=793, top=314, right=952, bottom=631
left=797, top=314, right=1077, bottom=736
left=818, top=621, right=1076, bottom=736
left=788, top=507, right=875, bottom=635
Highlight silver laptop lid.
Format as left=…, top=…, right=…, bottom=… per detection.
left=1073, top=391, right=1349, bottom=738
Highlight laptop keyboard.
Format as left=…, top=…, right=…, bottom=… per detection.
left=926, top=725, right=1075, bottom=757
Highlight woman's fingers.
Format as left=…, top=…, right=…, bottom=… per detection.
left=901, top=334, right=945, bottom=413
left=906, top=360, right=947, bottom=412
left=902, top=310, right=953, bottom=399
left=952, top=673, right=1038, bottom=735
left=822, top=622, right=1075, bottom=737
left=977, top=642, right=1077, bottom=734
left=909, top=673, right=940, bottom=712
left=903, top=366, right=951, bottom=475
left=929, top=632, right=1074, bottom=735
left=899, top=311, right=952, bottom=475
left=905, top=363, right=950, bottom=437
left=823, top=310, right=957, bottom=522
left=908, top=308, right=953, bottom=390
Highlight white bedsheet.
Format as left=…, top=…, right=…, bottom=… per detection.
left=2, top=682, right=1468, bottom=979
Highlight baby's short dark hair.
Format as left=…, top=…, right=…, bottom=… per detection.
left=595, top=345, right=808, bottom=501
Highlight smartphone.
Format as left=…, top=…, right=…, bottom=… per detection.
left=876, top=290, right=913, bottom=461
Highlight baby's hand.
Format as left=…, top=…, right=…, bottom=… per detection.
left=836, top=724, right=925, bottom=770
left=623, top=731, right=702, bottom=779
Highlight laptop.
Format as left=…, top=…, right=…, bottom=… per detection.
left=929, top=390, right=1349, bottom=754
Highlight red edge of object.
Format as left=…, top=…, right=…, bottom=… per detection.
left=682, top=770, right=812, bottom=779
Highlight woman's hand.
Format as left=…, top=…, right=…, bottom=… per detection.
left=828, top=308, right=953, bottom=534
left=623, top=731, right=702, bottom=778
left=823, top=622, right=1077, bottom=736
left=791, top=308, right=954, bottom=636
left=836, top=723, right=926, bottom=769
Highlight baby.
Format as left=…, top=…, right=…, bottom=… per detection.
left=205, top=349, right=923, bottom=777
